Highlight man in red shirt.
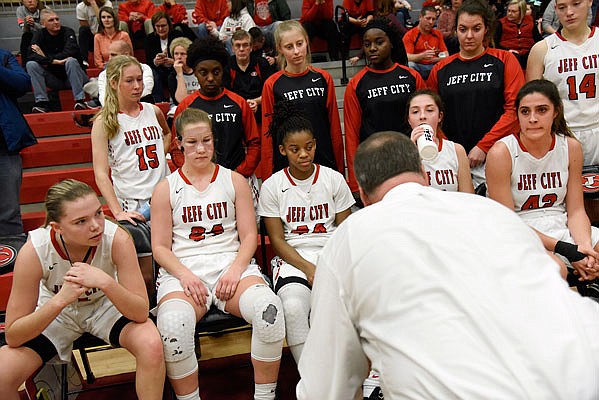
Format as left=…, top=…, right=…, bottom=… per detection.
left=193, top=0, right=229, bottom=38
left=118, top=0, right=155, bottom=42
left=301, top=0, right=340, bottom=61
left=402, top=6, right=447, bottom=79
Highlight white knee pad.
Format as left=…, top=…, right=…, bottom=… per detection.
left=278, top=284, right=311, bottom=347
left=238, top=284, right=285, bottom=362
left=157, top=299, right=198, bottom=380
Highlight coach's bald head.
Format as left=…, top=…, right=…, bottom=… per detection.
left=108, top=40, right=133, bottom=59
left=355, top=131, right=426, bottom=205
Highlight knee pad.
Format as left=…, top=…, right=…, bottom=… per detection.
left=156, top=299, right=198, bottom=380
left=238, top=284, right=285, bottom=362
left=278, top=284, right=311, bottom=347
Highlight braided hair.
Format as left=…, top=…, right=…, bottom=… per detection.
left=267, top=100, right=314, bottom=146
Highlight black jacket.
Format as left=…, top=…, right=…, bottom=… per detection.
left=28, top=26, right=80, bottom=66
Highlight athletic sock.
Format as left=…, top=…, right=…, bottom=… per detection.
left=363, top=370, right=380, bottom=398
left=289, top=343, right=304, bottom=364
left=176, top=388, right=201, bottom=400
left=255, top=382, right=277, bottom=400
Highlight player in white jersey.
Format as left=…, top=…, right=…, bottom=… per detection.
left=527, top=0, right=599, bottom=166
left=487, top=80, right=599, bottom=286
left=0, top=180, right=165, bottom=400
left=258, top=100, right=354, bottom=364
left=151, top=108, right=284, bottom=400
left=92, top=55, right=172, bottom=302
left=407, top=90, right=474, bottom=193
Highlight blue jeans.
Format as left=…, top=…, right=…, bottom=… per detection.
left=26, top=57, right=89, bottom=103
left=0, top=151, right=23, bottom=235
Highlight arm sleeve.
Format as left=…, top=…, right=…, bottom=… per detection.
left=261, top=76, right=276, bottom=179
left=343, top=78, right=363, bottom=193
left=542, top=1, right=556, bottom=32
left=28, top=30, right=52, bottom=65
left=118, top=3, right=130, bottom=23
left=237, top=95, right=261, bottom=177
left=93, top=34, right=104, bottom=69
left=301, top=0, right=319, bottom=22
left=194, top=0, right=207, bottom=24
left=325, top=72, right=345, bottom=174
left=142, top=64, right=154, bottom=98
left=296, top=232, right=368, bottom=400
left=241, top=13, right=257, bottom=31
left=476, top=52, right=524, bottom=152
left=333, top=172, right=356, bottom=211
left=217, top=0, right=230, bottom=26
left=256, top=178, right=280, bottom=217
left=402, top=29, right=416, bottom=55
left=141, top=2, right=156, bottom=20
left=436, top=30, right=448, bottom=53
left=427, top=63, right=439, bottom=91
left=55, top=28, right=81, bottom=60
left=173, top=5, right=188, bottom=24
left=0, top=50, right=31, bottom=98
left=437, top=11, right=452, bottom=39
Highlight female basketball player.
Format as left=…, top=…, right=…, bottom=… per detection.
left=261, top=20, right=344, bottom=179
left=0, top=179, right=165, bottom=400
left=92, top=55, right=171, bottom=302
left=527, top=0, right=599, bottom=166
left=344, top=18, right=425, bottom=196
left=486, top=79, right=599, bottom=283
left=258, top=100, right=354, bottom=363
left=427, top=0, right=525, bottom=187
left=152, top=108, right=285, bottom=400
left=407, top=89, right=474, bottom=193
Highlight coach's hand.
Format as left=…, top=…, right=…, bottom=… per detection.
left=216, top=264, right=243, bottom=301
left=468, top=146, right=486, bottom=168
left=180, top=271, right=209, bottom=307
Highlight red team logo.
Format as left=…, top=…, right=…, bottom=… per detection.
left=0, top=245, right=16, bottom=268
left=582, top=171, right=599, bottom=195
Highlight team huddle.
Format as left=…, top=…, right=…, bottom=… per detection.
left=2, top=0, right=599, bottom=397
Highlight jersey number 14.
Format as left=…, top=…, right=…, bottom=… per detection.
left=566, top=73, right=597, bottom=100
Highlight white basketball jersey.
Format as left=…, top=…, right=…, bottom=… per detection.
left=423, top=139, right=459, bottom=192
left=501, top=133, right=569, bottom=221
left=168, top=165, right=240, bottom=259
left=543, top=28, right=599, bottom=131
left=30, top=220, right=118, bottom=306
left=258, top=164, right=355, bottom=251
left=108, top=103, right=169, bottom=208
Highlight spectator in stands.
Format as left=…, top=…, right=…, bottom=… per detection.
left=427, top=0, right=524, bottom=188
left=344, top=18, right=423, bottom=198
left=300, top=0, right=341, bottom=61
left=118, top=0, right=155, bottom=44
left=261, top=20, right=344, bottom=179
left=193, top=0, right=229, bottom=38
left=91, top=54, right=171, bottom=304
left=380, top=0, right=408, bottom=33
left=76, top=0, right=112, bottom=67
left=93, top=40, right=154, bottom=106
left=486, top=79, right=599, bottom=292
left=296, top=131, right=599, bottom=400
left=94, top=6, right=133, bottom=70
left=341, top=0, right=374, bottom=60
left=171, top=36, right=261, bottom=178
left=217, top=0, right=257, bottom=53
left=223, top=30, right=272, bottom=123
left=0, top=179, right=166, bottom=400
left=156, top=0, right=198, bottom=40
left=167, top=37, right=198, bottom=110
left=437, top=0, right=462, bottom=54
left=16, top=0, right=46, bottom=66
left=407, top=89, right=474, bottom=192
left=494, top=0, right=541, bottom=69
left=145, top=11, right=182, bottom=102
left=0, top=49, right=36, bottom=239
left=26, top=9, right=90, bottom=113
left=249, top=26, right=277, bottom=66
left=403, top=6, right=448, bottom=79
left=247, top=0, right=291, bottom=36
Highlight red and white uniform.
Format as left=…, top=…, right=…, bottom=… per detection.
left=157, top=165, right=262, bottom=304
left=108, top=103, right=169, bottom=212
left=29, top=221, right=124, bottom=360
left=543, top=28, right=599, bottom=165
left=257, top=165, right=354, bottom=285
left=501, top=133, right=599, bottom=244
left=423, top=138, right=460, bottom=192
